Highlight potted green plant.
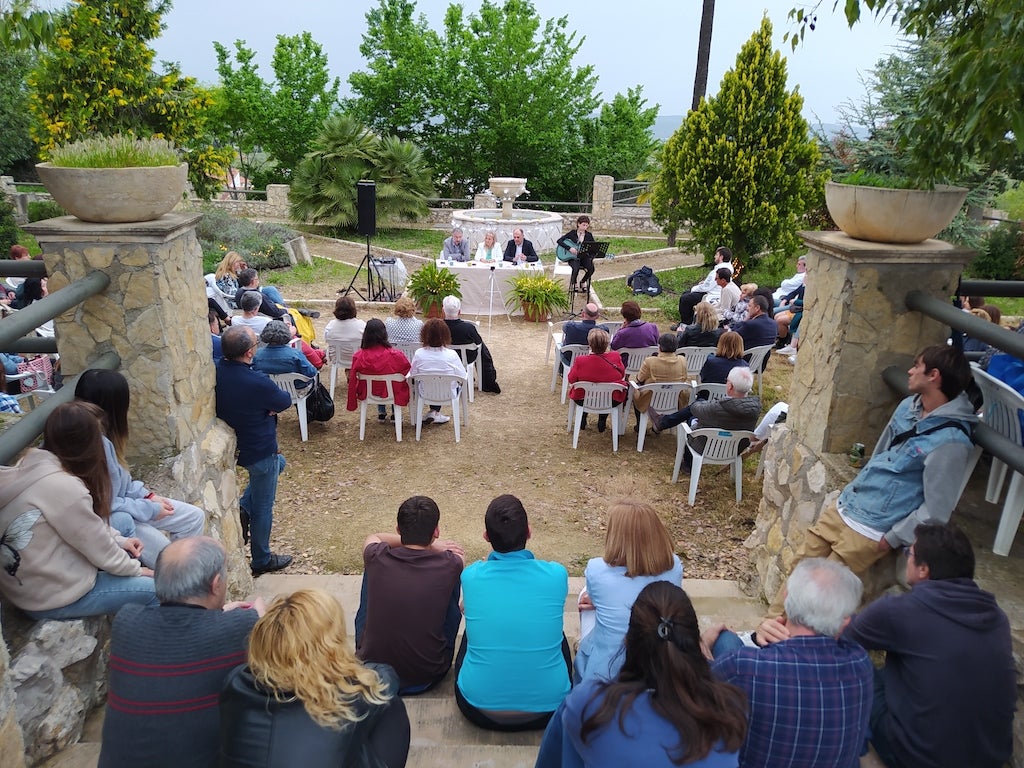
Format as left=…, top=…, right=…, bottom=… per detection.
left=36, top=134, right=187, bottom=224
left=825, top=170, right=968, bottom=244
left=505, top=273, right=570, bottom=322
left=405, top=261, right=462, bottom=318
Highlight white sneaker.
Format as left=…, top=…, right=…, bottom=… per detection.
left=776, top=345, right=797, bottom=355
left=430, top=413, right=451, bottom=424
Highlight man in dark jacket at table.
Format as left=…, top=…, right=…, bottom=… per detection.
left=502, top=228, right=539, bottom=264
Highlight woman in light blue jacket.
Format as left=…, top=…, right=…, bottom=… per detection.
left=75, top=369, right=206, bottom=567
left=574, top=499, right=682, bottom=683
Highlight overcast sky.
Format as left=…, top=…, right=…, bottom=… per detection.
left=144, top=0, right=903, bottom=124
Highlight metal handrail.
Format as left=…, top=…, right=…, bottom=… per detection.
left=0, top=350, right=120, bottom=465
left=0, top=271, right=109, bottom=353
left=905, top=291, right=1024, bottom=359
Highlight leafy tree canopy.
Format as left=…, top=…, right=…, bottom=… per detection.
left=789, top=0, right=1024, bottom=183
left=211, top=32, right=341, bottom=185
left=27, top=0, right=230, bottom=199
left=347, top=0, right=655, bottom=200
left=660, top=17, right=823, bottom=263
left=0, top=43, right=35, bottom=175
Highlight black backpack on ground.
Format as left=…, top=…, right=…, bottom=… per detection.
left=627, top=266, right=662, bottom=296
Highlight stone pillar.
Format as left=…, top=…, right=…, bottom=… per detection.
left=790, top=231, right=973, bottom=454
left=591, top=175, right=614, bottom=222
left=747, top=231, right=973, bottom=603
left=266, top=184, right=290, bottom=218
left=22, top=213, right=251, bottom=594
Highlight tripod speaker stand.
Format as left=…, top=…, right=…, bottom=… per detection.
left=343, top=180, right=388, bottom=301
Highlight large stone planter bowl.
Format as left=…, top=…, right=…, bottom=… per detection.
left=824, top=181, right=968, bottom=244
left=36, top=162, right=188, bottom=223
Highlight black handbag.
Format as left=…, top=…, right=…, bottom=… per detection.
left=306, top=375, right=335, bottom=422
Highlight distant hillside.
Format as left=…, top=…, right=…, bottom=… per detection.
left=654, top=115, right=846, bottom=141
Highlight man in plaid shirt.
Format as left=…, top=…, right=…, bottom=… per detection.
left=704, top=559, right=872, bottom=768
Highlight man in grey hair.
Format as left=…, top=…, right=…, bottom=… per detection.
left=441, top=227, right=470, bottom=261
left=99, top=537, right=265, bottom=768
left=703, top=559, right=873, bottom=768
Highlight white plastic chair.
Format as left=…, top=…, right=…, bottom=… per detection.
left=204, top=273, right=236, bottom=311
left=553, top=343, right=590, bottom=403
left=674, top=423, right=756, bottom=503
left=691, top=382, right=729, bottom=404
left=393, top=341, right=421, bottom=364
left=743, top=344, right=774, bottom=397
left=326, top=341, right=359, bottom=399
left=269, top=372, right=315, bottom=442
left=630, top=381, right=692, bottom=452
left=968, top=364, right=1024, bottom=555
left=677, top=346, right=717, bottom=382
left=617, top=346, right=658, bottom=380
left=356, top=373, right=405, bottom=442
left=450, top=343, right=483, bottom=401
left=546, top=320, right=565, bottom=364
left=566, top=381, right=627, bottom=451
left=603, top=321, right=624, bottom=336
left=408, top=373, right=468, bottom=442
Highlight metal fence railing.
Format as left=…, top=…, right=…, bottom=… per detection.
left=881, top=284, right=1024, bottom=477
left=0, top=261, right=120, bottom=464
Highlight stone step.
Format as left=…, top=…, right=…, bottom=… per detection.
left=40, top=575, right=768, bottom=768
left=407, top=745, right=540, bottom=768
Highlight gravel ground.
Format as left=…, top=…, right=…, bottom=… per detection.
left=247, top=236, right=784, bottom=581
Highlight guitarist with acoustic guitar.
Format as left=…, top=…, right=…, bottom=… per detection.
left=556, top=215, right=596, bottom=291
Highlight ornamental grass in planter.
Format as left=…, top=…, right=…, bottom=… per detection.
left=825, top=171, right=968, bottom=245
left=36, top=135, right=187, bottom=224
left=505, top=273, right=570, bottom=322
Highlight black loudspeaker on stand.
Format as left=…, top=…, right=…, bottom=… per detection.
left=345, top=180, right=396, bottom=301
left=357, top=180, right=376, bottom=237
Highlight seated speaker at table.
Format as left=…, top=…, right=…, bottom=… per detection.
left=503, top=228, right=539, bottom=264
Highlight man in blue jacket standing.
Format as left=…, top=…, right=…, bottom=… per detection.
left=216, top=325, right=293, bottom=575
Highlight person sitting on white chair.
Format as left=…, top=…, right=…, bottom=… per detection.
left=646, top=366, right=760, bottom=472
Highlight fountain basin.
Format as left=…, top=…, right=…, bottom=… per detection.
left=451, top=208, right=565, bottom=254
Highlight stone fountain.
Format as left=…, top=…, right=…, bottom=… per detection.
left=451, top=176, right=564, bottom=254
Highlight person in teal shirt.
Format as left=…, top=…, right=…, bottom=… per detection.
left=455, top=494, right=570, bottom=731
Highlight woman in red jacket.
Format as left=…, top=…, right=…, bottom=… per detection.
left=568, top=328, right=627, bottom=432
left=346, top=319, right=412, bottom=421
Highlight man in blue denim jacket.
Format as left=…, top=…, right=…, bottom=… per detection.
left=764, top=345, right=976, bottom=620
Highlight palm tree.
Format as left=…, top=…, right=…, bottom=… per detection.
left=691, top=0, right=715, bottom=112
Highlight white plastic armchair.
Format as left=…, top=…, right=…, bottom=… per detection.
left=677, top=346, right=717, bottom=383
left=691, top=382, right=729, bottom=404
left=269, top=372, right=315, bottom=442
left=743, top=344, right=774, bottom=397
left=326, top=341, right=360, bottom=399
left=617, top=346, right=658, bottom=379
left=450, top=343, right=483, bottom=401
left=674, top=423, right=756, bottom=503
left=629, top=381, right=692, bottom=452
left=967, top=364, right=1024, bottom=555
left=408, top=373, right=469, bottom=442
left=355, top=373, right=406, bottom=442
left=554, top=344, right=590, bottom=403
left=393, top=341, right=421, bottom=364
left=567, top=381, right=628, bottom=452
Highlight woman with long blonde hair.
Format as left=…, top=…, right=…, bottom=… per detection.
left=219, top=588, right=410, bottom=768
left=574, top=499, right=683, bottom=683
left=677, top=301, right=723, bottom=348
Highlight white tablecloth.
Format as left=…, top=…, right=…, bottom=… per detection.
left=436, top=260, right=570, bottom=316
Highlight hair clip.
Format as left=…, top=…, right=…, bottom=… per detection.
left=657, top=616, right=674, bottom=640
